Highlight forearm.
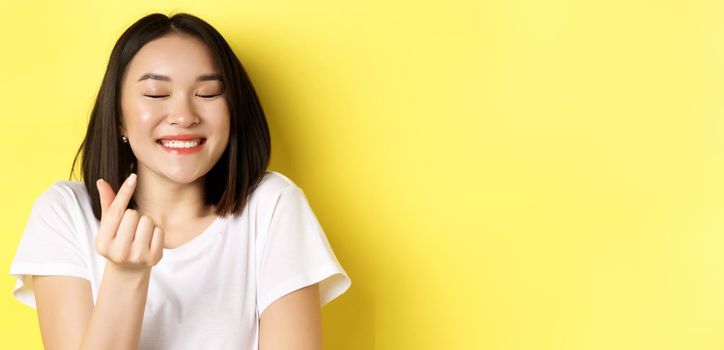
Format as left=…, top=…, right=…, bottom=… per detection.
left=79, top=264, right=151, bottom=350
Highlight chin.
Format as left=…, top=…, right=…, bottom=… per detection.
left=162, top=170, right=207, bottom=185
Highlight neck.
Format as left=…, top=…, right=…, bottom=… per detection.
left=132, top=168, right=214, bottom=230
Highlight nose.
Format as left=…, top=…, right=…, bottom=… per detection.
left=167, top=95, right=200, bottom=127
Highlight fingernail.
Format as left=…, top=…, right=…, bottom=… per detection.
left=96, top=179, right=103, bottom=187
left=128, top=173, right=137, bottom=186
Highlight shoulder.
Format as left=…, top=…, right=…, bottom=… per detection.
left=31, top=180, right=90, bottom=215
left=251, top=171, right=303, bottom=200
left=37, top=180, right=89, bottom=203
left=245, top=171, right=310, bottom=219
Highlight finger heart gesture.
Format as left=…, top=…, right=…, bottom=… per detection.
left=95, top=173, right=164, bottom=271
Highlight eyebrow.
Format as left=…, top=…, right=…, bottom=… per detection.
left=136, top=73, right=223, bottom=82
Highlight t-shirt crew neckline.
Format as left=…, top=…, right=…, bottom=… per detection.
left=160, top=215, right=228, bottom=261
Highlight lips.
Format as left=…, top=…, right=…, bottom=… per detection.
left=155, top=138, right=206, bottom=146
left=155, top=134, right=207, bottom=155
left=156, top=134, right=206, bottom=141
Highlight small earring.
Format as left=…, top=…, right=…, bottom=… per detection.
left=121, top=135, right=129, bottom=143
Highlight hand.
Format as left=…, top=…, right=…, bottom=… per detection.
left=95, top=173, right=164, bottom=272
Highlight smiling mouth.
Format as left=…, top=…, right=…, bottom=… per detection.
left=156, top=138, right=207, bottom=149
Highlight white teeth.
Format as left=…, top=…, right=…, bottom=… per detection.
left=160, top=139, right=201, bottom=148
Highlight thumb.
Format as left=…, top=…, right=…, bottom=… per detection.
left=96, top=178, right=116, bottom=217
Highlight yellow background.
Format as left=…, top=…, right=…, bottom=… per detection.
left=1, top=0, right=723, bottom=349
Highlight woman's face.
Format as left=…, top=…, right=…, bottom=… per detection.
left=119, top=33, right=230, bottom=185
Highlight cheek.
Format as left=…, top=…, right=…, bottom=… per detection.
left=122, top=99, right=164, bottom=131
left=220, top=109, right=231, bottom=140
left=199, top=99, right=229, bottom=116
left=212, top=115, right=231, bottom=149
left=203, top=101, right=231, bottom=130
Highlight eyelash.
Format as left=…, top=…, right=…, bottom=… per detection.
left=143, top=94, right=221, bottom=99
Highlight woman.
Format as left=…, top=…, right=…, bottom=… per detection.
left=9, top=12, right=351, bottom=350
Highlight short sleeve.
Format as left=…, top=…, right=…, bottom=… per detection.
left=8, top=184, right=90, bottom=309
left=256, top=185, right=351, bottom=316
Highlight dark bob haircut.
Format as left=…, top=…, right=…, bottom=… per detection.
left=71, top=13, right=271, bottom=221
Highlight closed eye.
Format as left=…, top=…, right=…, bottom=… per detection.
left=142, top=94, right=221, bottom=99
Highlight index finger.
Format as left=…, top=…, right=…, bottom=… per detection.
left=108, top=173, right=138, bottom=216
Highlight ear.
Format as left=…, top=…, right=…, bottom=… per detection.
left=117, top=121, right=126, bottom=138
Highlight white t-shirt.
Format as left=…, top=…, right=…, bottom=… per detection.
left=9, top=170, right=351, bottom=350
